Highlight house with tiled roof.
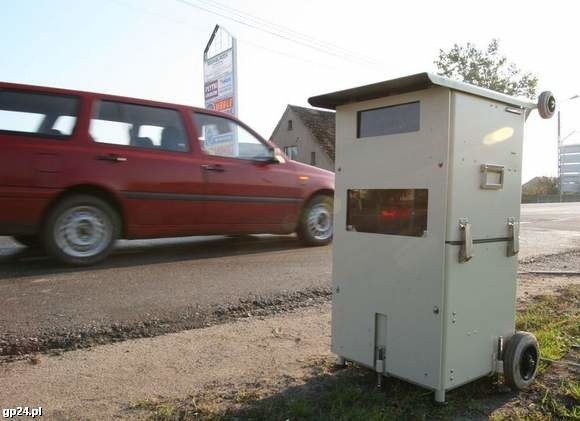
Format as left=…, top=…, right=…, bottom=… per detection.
left=270, top=105, right=335, bottom=172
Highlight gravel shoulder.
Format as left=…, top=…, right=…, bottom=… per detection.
left=1, top=272, right=578, bottom=420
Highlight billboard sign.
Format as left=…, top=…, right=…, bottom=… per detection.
left=204, top=48, right=235, bottom=114
left=203, top=25, right=238, bottom=155
left=204, top=25, right=237, bottom=116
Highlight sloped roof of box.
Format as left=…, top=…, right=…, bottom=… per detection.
left=308, top=72, right=536, bottom=110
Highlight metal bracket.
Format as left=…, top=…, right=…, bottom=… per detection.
left=507, top=217, right=519, bottom=256
left=375, top=346, right=386, bottom=373
left=505, top=106, right=523, bottom=115
left=494, top=336, right=505, bottom=374
left=459, top=219, right=473, bottom=263
left=480, top=164, right=504, bottom=190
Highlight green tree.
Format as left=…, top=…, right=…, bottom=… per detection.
left=435, top=39, right=538, bottom=99
left=522, top=176, right=559, bottom=196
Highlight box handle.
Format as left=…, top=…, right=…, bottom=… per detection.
left=480, top=164, right=504, bottom=190
left=507, top=217, right=519, bottom=256
left=459, top=218, right=473, bottom=263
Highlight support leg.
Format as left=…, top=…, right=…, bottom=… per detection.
left=377, top=373, right=383, bottom=389
left=434, top=389, right=446, bottom=404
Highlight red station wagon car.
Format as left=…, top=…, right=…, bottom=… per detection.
left=0, top=82, right=334, bottom=265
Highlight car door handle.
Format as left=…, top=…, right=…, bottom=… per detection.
left=96, top=154, right=127, bottom=163
left=201, top=164, right=225, bottom=172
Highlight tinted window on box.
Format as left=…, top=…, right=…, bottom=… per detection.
left=347, top=189, right=428, bottom=237
left=357, top=101, right=420, bottom=138
left=0, top=90, right=79, bottom=137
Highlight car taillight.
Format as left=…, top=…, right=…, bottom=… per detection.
left=380, top=208, right=412, bottom=219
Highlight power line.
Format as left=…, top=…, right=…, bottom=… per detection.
left=172, top=0, right=384, bottom=69
left=107, top=0, right=208, bottom=33
left=105, top=0, right=349, bottom=71
left=190, top=0, right=381, bottom=66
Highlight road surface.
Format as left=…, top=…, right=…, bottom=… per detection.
left=1, top=202, right=579, bottom=354
left=520, top=202, right=580, bottom=258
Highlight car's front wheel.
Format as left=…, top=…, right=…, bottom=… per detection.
left=43, top=195, right=120, bottom=266
left=297, top=194, right=333, bottom=246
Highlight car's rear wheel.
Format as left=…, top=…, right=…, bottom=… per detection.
left=13, top=235, right=41, bottom=249
left=43, top=195, right=120, bottom=266
left=297, top=194, right=333, bottom=246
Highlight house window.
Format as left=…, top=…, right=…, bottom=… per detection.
left=283, top=145, right=298, bottom=160
left=310, top=151, right=316, bottom=165
left=287, top=119, right=293, bottom=130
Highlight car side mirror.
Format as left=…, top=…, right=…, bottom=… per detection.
left=250, top=148, right=284, bottom=164
left=260, top=147, right=285, bottom=164
left=270, top=147, right=286, bottom=164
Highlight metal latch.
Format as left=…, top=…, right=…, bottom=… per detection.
left=507, top=217, right=519, bottom=256
left=459, top=219, right=473, bottom=263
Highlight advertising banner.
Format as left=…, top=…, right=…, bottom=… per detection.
left=204, top=48, right=235, bottom=115
left=203, top=25, right=238, bottom=156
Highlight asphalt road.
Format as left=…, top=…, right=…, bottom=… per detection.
left=1, top=202, right=579, bottom=354
left=520, top=202, right=580, bottom=258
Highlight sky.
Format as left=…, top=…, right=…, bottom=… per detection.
left=1, top=0, right=579, bottom=182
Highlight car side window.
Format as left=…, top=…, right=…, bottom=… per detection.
left=192, top=113, right=271, bottom=160
left=90, top=100, right=189, bottom=152
left=0, top=90, right=79, bottom=138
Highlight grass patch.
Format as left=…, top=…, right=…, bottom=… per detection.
left=136, top=285, right=579, bottom=421
left=561, top=380, right=580, bottom=401
left=516, top=287, right=579, bottom=361
left=494, top=285, right=579, bottom=420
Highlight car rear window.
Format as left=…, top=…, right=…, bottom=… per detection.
left=90, top=100, right=189, bottom=152
left=0, top=90, right=79, bottom=138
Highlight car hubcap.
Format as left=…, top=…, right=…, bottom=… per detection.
left=54, top=206, right=112, bottom=258
left=307, top=204, right=333, bottom=241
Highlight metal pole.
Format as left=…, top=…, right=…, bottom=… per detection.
left=232, top=35, right=238, bottom=118
left=558, top=110, right=562, bottom=202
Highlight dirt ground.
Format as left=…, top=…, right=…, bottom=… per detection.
left=1, top=272, right=578, bottom=420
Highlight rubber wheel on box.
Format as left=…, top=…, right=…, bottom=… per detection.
left=503, top=331, right=540, bottom=391
left=42, top=195, right=120, bottom=266
left=13, top=235, right=42, bottom=249
left=537, top=91, right=556, bottom=119
left=297, top=195, right=333, bottom=246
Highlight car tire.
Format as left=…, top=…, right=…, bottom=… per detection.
left=42, top=195, right=120, bottom=266
left=13, top=235, right=42, bottom=249
left=297, top=194, right=333, bottom=246
left=503, top=331, right=540, bottom=391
